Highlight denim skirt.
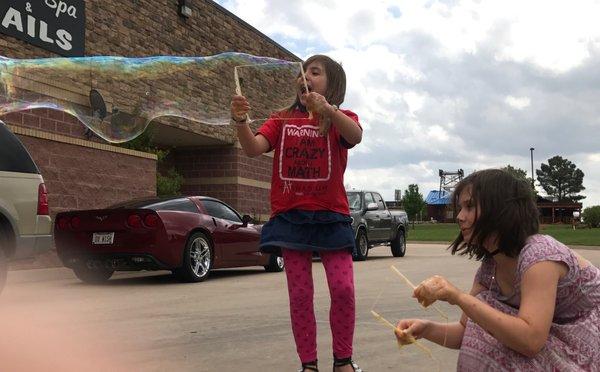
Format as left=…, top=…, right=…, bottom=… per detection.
left=260, top=209, right=356, bottom=257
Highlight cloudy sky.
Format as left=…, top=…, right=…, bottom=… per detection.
left=216, top=0, right=600, bottom=208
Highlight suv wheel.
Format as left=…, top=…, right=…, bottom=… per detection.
left=353, top=229, right=369, bottom=261
left=391, top=229, right=406, bottom=257
left=73, top=263, right=114, bottom=284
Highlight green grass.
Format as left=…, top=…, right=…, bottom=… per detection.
left=539, top=224, right=600, bottom=246
left=407, top=223, right=459, bottom=243
left=407, top=223, right=600, bottom=246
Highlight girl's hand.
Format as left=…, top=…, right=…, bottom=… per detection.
left=395, top=319, right=430, bottom=345
left=304, top=92, right=335, bottom=117
left=414, top=275, right=462, bottom=306
left=231, top=95, right=250, bottom=122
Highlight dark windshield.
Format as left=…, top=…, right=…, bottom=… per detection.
left=347, top=192, right=362, bottom=211
left=109, top=197, right=199, bottom=212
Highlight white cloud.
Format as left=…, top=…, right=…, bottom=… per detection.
left=505, top=96, right=531, bottom=110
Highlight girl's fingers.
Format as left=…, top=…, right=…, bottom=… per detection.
left=396, top=319, right=411, bottom=330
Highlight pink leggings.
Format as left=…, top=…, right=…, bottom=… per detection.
left=282, top=248, right=355, bottom=363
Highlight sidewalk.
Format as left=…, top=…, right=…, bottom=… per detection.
left=408, top=240, right=600, bottom=251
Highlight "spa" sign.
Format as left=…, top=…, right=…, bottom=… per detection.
left=1, top=0, right=85, bottom=56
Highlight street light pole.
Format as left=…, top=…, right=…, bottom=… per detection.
left=530, top=147, right=535, bottom=188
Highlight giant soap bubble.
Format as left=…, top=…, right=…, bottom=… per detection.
left=0, top=53, right=305, bottom=143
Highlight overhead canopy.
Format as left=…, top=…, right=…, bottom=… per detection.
left=425, top=190, right=451, bottom=205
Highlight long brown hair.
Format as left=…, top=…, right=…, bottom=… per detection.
left=449, top=169, right=539, bottom=260
left=289, top=55, right=346, bottom=135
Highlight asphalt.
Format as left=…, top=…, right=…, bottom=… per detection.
left=1, top=244, right=599, bottom=371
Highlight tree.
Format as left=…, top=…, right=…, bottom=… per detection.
left=502, top=164, right=528, bottom=180
left=502, top=165, right=537, bottom=196
left=402, top=184, right=426, bottom=223
left=583, top=206, right=600, bottom=228
left=536, top=156, right=585, bottom=202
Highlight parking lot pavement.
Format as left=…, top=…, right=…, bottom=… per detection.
left=1, top=244, right=599, bottom=372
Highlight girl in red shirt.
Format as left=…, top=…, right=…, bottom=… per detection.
left=231, top=55, right=363, bottom=372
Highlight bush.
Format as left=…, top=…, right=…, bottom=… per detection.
left=582, top=206, right=600, bottom=228
left=157, top=167, right=184, bottom=197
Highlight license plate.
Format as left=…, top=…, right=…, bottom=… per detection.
left=92, top=232, right=114, bottom=245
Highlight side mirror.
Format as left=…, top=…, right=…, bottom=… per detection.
left=242, top=214, right=253, bottom=226
left=366, top=202, right=378, bottom=211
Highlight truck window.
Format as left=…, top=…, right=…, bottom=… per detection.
left=364, top=192, right=375, bottom=206
left=347, top=192, right=362, bottom=211
left=374, top=193, right=386, bottom=210
left=0, top=123, right=39, bottom=174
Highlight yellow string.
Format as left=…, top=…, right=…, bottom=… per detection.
left=370, top=310, right=435, bottom=360
left=390, top=265, right=449, bottom=347
left=369, top=265, right=453, bottom=372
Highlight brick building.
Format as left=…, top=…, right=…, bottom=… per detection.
left=0, top=0, right=299, bottom=223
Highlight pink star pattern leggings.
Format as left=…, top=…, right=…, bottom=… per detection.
left=282, top=248, right=355, bottom=363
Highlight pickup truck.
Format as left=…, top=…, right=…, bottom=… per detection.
left=346, top=190, right=408, bottom=261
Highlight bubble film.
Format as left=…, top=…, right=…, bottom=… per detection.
left=0, top=53, right=303, bottom=143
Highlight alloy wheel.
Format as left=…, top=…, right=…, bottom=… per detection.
left=190, top=236, right=211, bottom=277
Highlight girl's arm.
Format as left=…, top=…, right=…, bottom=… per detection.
left=400, top=320, right=465, bottom=349
left=416, top=261, right=567, bottom=357
left=305, top=92, right=362, bottom=145
left=231, top=95, right=270, bottom=157
left=327, top=106, right=362, bottom=145
left=456, top=261, right=565, bottom=356
left=235, top=124, right=270, bottom=158
left=397, top=279, right=486, bottom=349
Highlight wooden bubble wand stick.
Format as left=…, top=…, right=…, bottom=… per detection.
left=390, top=265, right=448, bottom=320
left=298, top=62, right=313, bottom=120
left=233, top=66, right=251, bottom=123
left=370, top=310, right=434, bottom=359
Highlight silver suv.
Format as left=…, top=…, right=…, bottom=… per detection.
left=0, top=120, right=52, bottom=292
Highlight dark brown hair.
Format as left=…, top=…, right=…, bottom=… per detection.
left=290, top=54, right=346, bottom=111
left=449, top=169, right=539, bottom=260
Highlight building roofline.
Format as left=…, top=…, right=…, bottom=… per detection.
left=208, top=1, right=301, bottom=62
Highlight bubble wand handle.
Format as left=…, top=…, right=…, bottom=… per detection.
left=391, top=265, right=417, bottom=289
left=233, top=66, right=250, bottom=122
left=299, top=62, right=313, bottom=120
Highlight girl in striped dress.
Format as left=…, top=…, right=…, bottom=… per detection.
left=396, top=169, right=600, bottom=371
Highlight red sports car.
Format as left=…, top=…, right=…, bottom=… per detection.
left=54, top=196, right=283, bottom=283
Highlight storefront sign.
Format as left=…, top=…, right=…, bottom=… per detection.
left=1, top=0, right=85, bottom=56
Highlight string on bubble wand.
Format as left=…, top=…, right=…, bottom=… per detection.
left=369, top=265, right=449, bottom=371
left=234, top=61, right=313, bottom=123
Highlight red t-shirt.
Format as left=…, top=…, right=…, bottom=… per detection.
left=257, top=109, right=361, bottom=217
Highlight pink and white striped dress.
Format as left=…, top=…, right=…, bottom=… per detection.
left=458, top=234, right=600, bottom=371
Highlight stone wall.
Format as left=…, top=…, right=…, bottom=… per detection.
left=175, top=146, right=272, bottom=221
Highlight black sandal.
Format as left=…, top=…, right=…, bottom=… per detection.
left=298, top=359, right=319, bottom=372
left=333, top=356, right=362, bottom=372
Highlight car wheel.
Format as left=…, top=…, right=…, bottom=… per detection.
left=264, top=254, right=284, bottom=272
left=72, top=263, right=114, bottom=284
left=391, top=229, right=406, bottom=257
left=353, top=229, right=369, bottom=261
left=176, top=232, right=213, bottom=283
